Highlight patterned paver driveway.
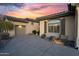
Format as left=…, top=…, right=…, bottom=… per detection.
left=0, top=35, right=79, bottom=56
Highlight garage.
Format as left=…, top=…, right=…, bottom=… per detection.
left=15, top=25, right=26, bottom=36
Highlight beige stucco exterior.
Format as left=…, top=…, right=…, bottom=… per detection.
left=39, top=20, right=48, bottom=36
left=26, top=22, right=39, bottom=34
left=40, top=20, right=60, bottom=37
left=8, top=21, right=39, bottom=37
left=8, top=21, right=27, bottom=37
left=65, top=16, right=75, bottom=40
left=39, top=16, right=76, bottom=41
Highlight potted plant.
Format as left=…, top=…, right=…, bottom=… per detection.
left=41, top=34, right=46, bottom=39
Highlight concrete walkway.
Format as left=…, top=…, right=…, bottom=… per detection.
left=0, top=35, right=79, bottom=56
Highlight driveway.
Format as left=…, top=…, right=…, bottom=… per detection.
left=0, top=35, right=79, bottom=56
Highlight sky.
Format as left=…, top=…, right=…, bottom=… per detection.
left=0, top=3, right=68, bottom=19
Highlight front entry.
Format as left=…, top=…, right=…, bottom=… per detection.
left=15, top=25, right=26, bottom=36
left=47, top=20, right=61, bottom=37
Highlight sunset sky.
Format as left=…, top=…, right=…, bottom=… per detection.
left=0, top=3, right=68, bottom=19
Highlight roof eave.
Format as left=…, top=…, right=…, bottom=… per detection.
left=35, top=11, right=73, bottom=22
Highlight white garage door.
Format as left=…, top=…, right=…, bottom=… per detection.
left=15, top=25, right=26, bottom=36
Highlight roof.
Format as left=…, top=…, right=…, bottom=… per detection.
left=35, top=11, right=73, bottom=21
left=35, top=4, right=76, bottom=22
left=0, top=15, right=33, bottom=23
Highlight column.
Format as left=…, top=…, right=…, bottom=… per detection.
left=40, top=21, right=44, bottom=36
left=76, top=7, right=79, bottom=49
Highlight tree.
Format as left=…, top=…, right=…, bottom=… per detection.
left=0, top=21, right=14, bottom=32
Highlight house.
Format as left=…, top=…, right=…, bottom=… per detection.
left=35, top=4, right=78, bottom=47
left=0, top=15, right=39, bottom=37
left=32, top=3, right=79, bottom=50
left=1, top=3, right=79, bottom=49
left=36, top=4, right=75, bottom=39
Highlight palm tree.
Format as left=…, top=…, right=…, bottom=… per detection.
left=0, top=21, right=14, bottom=32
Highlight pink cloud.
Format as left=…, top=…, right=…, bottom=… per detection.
left=23, top=3, right=68, bottom=15
left=6, top=3, right=68, bottom=19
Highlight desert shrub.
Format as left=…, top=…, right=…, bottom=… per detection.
left=32, top=30, right=37, bottom=35
left=41, top=34, right=46, bottom=39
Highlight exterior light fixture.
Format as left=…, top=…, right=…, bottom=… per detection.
left=18, top=25, right=22, bottom=28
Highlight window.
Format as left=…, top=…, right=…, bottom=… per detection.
left=48, top=20, right=60, bottom=33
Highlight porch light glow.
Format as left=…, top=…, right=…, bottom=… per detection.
left=18, top=25, right=22, bottom=28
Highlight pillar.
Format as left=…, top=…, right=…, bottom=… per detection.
left=76, top=7, right=79, bottom=49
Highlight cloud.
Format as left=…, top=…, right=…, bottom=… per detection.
left=0, top=3, right=24, bottom=8
left=0, top=3, right=24, bottom=15
left=26, top=3, right=68, bottom=15
left=30, top=5, right=50, bottom=10
left=0, top=3, right=68, bottom=19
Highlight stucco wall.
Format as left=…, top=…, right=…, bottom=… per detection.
left=39, top=16, right=75, bottom=40
left=10, top=21, right=26, bottom=37
left=65, top=16, right=75, bottom=40
left=8, top=21, right=39, bottom=36
left=8, top=30, right=15, bottom=37
left=8, top=21, right=26, bottom=37
left=12, top=22, right=26, bottom=25
left=25, top=22, right=39, bottom=34
left=40, top=20, right=62, bottom=37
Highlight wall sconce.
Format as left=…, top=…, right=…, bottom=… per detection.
left=18, top=25, right=22, bottom=28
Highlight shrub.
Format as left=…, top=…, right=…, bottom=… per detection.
left=37, top=31, right=40, bottom=35
left=41, top=34, right=46, bottom=39
left=0, top=21, right=14, bottom=32
left=32, top=30, right=37, bottom=35
left=48, top=36, right=54, bottom=41
left=0, top=32, right=9, bottom=40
